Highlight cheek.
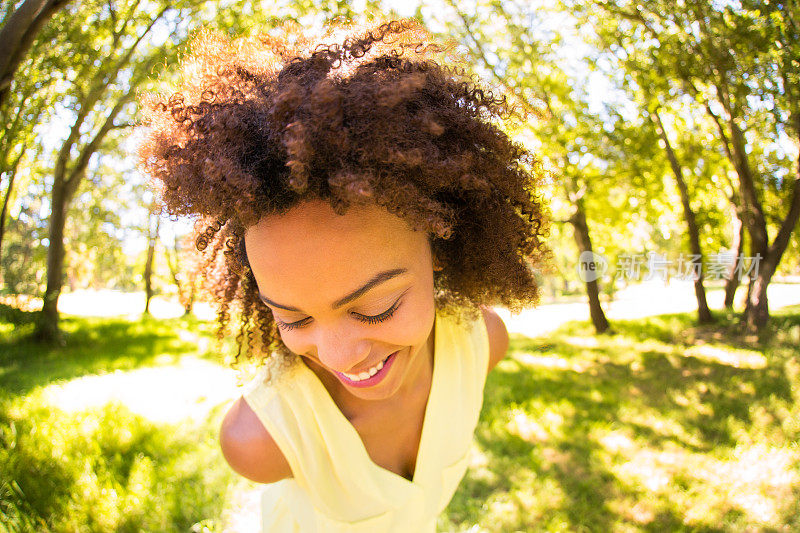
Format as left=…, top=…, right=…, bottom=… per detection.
left=392, top=295, right=436, bottom=346
left=272, top=322, right=308, bottom=355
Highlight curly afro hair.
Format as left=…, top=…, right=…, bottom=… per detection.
left=139, top=20, right=549, bottom=363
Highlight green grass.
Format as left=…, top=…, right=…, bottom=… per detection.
left=0, top=400, right=233, bottom=532
left=441, top=307, right=800, bottom=532
left=3, top=303, right=800, bottom=532
left=0, top=306, right=238, bottom=532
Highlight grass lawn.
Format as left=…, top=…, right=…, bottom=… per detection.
left=0, top=305, right=239, bottom=532
left=1, top=302, right=799, bottom=531
left=442, top=307, right=800, bottom=532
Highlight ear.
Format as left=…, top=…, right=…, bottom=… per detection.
left=432, top=255, right=444, bottom=272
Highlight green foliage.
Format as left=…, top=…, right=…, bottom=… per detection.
left=0, top=202, right=48, bottom=296
left=441, top=305, right=800, bottom=531
left=1, top=0, right=392, bottom=300
left=416, top=0, right=798, bottom=310
left=64, top=164, right=143, bottom=292
left=573, top=0, right=799, bottom=262
left=420, top=0, right=722, bottom=298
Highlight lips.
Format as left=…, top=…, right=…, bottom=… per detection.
left=335, top=351, right=398, bottom=388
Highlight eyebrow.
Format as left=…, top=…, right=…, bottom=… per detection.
left=258, top=268, right=409, bottom=312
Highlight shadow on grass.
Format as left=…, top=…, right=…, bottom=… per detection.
left=443, top=308, right=800, bottom=532
left=0, top=303, right=38, bottom=325
left=0, top=307, right=217, bottom=396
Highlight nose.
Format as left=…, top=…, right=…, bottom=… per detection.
left=311, top=325, right=371, bottom=373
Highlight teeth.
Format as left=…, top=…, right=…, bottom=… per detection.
left=343, top=358, right=386, bottom=382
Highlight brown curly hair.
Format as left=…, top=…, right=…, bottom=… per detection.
left=139, top=20, right=549, bottom=362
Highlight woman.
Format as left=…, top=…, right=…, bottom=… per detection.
left=139, top=20, right=547, bottom=532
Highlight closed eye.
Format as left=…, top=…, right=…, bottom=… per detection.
left=273, top=295, right=404, bottom=331
left=274, top=316, right=312, bottom=331
left=352, top=297, right=402, bottom=325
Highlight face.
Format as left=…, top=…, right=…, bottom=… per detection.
left=244, top=200, right=437, bottom=403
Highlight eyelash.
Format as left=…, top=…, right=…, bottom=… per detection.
left=274, top=298, right=402, bottom=331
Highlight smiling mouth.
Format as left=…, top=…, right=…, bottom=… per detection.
left=341, top=355, right=389, bottom=381
left=335, top=351, right=398, bottom=388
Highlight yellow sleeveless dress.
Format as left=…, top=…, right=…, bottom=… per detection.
left=242, top=310, right=490, bottom=532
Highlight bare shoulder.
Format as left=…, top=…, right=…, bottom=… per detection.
left=219, top=396, right=293, bottom=484
left=480, top=306, right=510, bottom=373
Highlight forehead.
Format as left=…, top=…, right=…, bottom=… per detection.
left=244, top=201, right=430, bottom=299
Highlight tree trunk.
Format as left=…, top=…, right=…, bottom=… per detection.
left=653, top=110, right=713, bottom=323
left=184, top=285, right=195, bottom=316
left=143, top=211, right=160, bottom=315
left=722, top=109, right=771, bottom=329
left=165, top=235, right=195, bottom=316
left=744, top=253, right=778, bottom=331
left=32, top=93, right=131, bottom=341
left=0, top=0, right=71, bottom=109
left=703, top=98, right=778, bottom=329
left=0, top=142, right=28, bottom=261
left=569, top=202, right=610, bottom=333
left=0, top=164, right=17, bottom=259
left=723, top=205, right=744, bottom=309
left=743, top=149, right=800, bottom=330
left=727, top=116, right=770, bottom=255
left=35, top=178, right=70, bottom=342
left=704, top=94, right=800, bottom=330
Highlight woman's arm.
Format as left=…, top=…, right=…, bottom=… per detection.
left=220, top=397, right=293, bottom=484
left=481, top=307, right=510, bottom=373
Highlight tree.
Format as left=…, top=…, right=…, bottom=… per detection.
left=650, top=109, right=713, bottom=322
left=723, top=199, right=746, bottom=309
left=143, top=202, right=161, bottom=315
left=0, top=0, right=71, bottom=109
left=33, top=0, right=183, bottom=341
left=569, top=195, right=611, bottom=332
left=433, top=0, right=616, bottom=331
left=165, top=233, right=199, bottom=316
left=0, top=190, right=48, bottom=295
left=578, top=0, right=800, bottom=330
left=0, top=142, right=27, bottom=260
left=0, top=12, right=65, bottom=262
left=16, top=0, right=385, bottom=341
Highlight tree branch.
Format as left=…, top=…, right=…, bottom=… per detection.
left=53, top=4, right=170, bottom=188
left=768, top=159, right=800, bottom=260
left=0, top=0, right=71, bottom=107
left=593, top=0, right=660, bottom=40
left=446, top=0, right=546, bottom=117
left=63, top=89, right=134, bottom=200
